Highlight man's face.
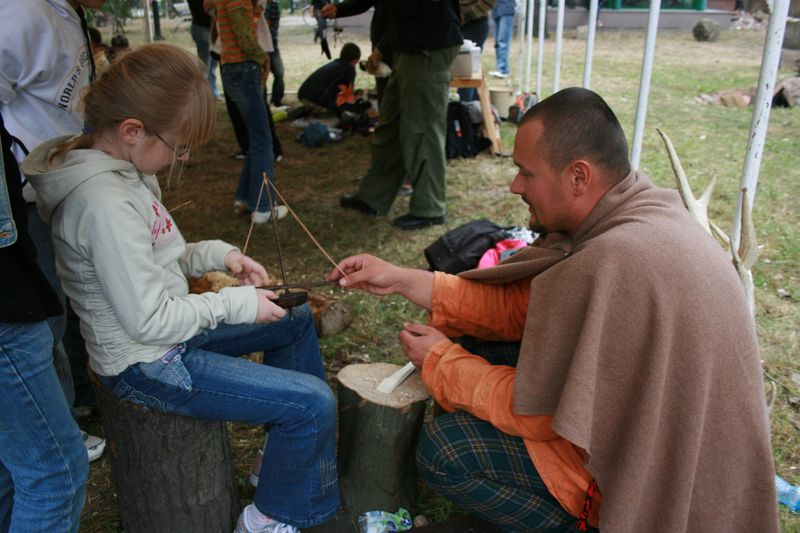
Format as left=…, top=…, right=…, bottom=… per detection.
left=509, top=119, right=573, bottom=235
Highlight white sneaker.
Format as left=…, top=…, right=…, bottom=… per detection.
left=489, top=70, right=509, bottom=79
left=251, top=205, right=288, bottom=224
left=234, top=199, right=249, bottom=213
left=82, top=431, right=105, bottom=462
left=234, top=504, right=299, bottom=533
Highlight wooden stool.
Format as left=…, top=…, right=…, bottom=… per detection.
left=336, top=363, right=430, bottom=518
left=450, top=70, right=503, bottom=155
left=91, top=374, right=239, bottom=532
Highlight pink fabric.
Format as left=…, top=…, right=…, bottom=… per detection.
left=477, top=239, right=527, bottom=269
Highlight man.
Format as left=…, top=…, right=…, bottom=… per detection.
left=0, top=0, right=107, bottom=462
left=298, top=42, right=361, bottom=113
left=328, top=88, right=779, bottom=530
left=338, top=0, right=462, bottom=230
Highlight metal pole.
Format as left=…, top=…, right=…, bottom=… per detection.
left=583, top=0, right=599, bottom=89
left=537, top=0, right=546, bottom=97
left=731, top=0, right=791, bottom=249
left=143, top=0, right=154, bottom=43
left=525, top=0, right=535, bottom=92
left=630, top=0, right=661, bottom=169
left=553, top=0, right=565, bottom=93
left=516, top=0, right=527, bottom=95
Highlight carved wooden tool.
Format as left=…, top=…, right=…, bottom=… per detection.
left=376, top=361, right=417, bottom=394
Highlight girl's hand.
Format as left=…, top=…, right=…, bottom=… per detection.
left=225, top=250, right=270, bottom=286
left=255, top=289, right=287, bottom=323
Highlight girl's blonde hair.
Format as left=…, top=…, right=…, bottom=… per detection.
left=50, top=43, right=215, bottom=166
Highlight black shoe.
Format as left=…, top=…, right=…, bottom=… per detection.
left=392, top=213, right=446, bottom=230
left=340, top=194, right=378, bottom=216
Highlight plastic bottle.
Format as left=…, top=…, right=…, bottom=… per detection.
left=776, top=474, right=800, bottom=513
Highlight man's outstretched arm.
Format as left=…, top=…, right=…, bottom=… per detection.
left=327, top=253, right=435, bottom=310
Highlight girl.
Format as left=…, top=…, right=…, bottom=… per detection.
left=23, top=44, right=339, bottom=533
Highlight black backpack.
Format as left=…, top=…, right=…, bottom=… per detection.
left=424, top=219, right=510, bottom=274
left=445, top=101, right=478, bottom=159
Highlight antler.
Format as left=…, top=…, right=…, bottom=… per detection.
left=731, top=189, right=762, bottom=316
left=657, top=128, right=719, bottom=236
left=658, top=129, right=761, bottom=316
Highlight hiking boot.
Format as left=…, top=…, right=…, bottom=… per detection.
left=392, top=213, right=446, bottom=231
left=339, top=194, right=377, bottom=216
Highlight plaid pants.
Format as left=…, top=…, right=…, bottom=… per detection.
left=416, top=339, right=597, bottom=532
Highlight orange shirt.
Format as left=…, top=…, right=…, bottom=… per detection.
left=424, top=272, right=601, bottom=527
left=215, top=0, right=265, bottom=65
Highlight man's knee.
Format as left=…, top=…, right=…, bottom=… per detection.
left=416, top=412, right=464, bottom=484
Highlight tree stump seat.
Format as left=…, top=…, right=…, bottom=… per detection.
left=91, top=374, right=239, bottom=533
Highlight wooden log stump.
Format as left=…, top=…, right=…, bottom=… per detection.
left=308, top=292, right=351, bottom=337
left=336, top=363, right=430, bottom=518
left=92, top=377, right=238, bottom=532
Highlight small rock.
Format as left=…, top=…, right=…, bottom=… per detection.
left=693, top=19, right=720, bottom=42
left=777, top=288, right=791, bottom=298
left=413, top=515, right=430, bottom=527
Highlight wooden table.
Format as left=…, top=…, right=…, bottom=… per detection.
left=450, top=70, right=503, bottom=155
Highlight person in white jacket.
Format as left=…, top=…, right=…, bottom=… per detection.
left=25, top=44, right=340, bottom=533
left=0, top=0, right=108, bottom=462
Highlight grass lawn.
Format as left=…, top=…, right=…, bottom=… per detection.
left=78, top=12, right=800, bottom=532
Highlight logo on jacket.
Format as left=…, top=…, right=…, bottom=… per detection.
left=151, top=201, right=178, bottom=247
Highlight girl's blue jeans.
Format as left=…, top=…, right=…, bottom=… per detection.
left=0, top=321, right=88, bottom=533
left=96, top=305, right=339, bottom=528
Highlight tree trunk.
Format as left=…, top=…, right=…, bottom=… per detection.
left=336, top=363, right=430, bottom=518
left=92, top=377, right=239, bottom=533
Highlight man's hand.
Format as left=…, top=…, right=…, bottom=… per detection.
left=320, top=3, right=336, bottom=18
left=366, top=48, right=383, bottom=75
left=400, top=322, right=449, bottom=367
left=255, top=289, right=287, bottom=322
left=327, top=253, right=405, bottom=296
left=225, top=250, right=270, bottom=286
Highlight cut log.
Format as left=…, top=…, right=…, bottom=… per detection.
left=308, top=292, right=351, bottom=337
left=92, top=376, right=238, bottom=533
left=336, top=363, right=430, bottom=518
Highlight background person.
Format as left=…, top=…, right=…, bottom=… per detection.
left=0, top=113, right=89, bottom=533
left=0, top=0, right=107, bottom=462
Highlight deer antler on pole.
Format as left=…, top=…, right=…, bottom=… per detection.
left=657, top=129, right=718, bottom=235
left=657, top=129, right=761, bottom=316
left=731, top=188, right=762, bottom=316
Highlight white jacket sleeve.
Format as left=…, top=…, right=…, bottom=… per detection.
left=80, top=194, right=258, bottom=346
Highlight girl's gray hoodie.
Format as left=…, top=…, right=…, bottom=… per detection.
left=24, top=137, right=258, bottom=376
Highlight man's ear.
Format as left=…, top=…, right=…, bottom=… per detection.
left=569, top=160, right=593, bottom=196
left=118, top=118, right=145, bottom=146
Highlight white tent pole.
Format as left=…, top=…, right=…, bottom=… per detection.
left=731, top=0, right=791, bottom=249
left=536, top=0, right=546, bottom=96
left=516, top=0, right=527, bottom=95
left=553, top=0, right=565, bottom=92
left=525, top=0, right=535, bottom=92
left=583, top=0, right=599, bottom=89
left=143, top=0, right=154, bottom=43
left=630, top=0, right=661, bottom=169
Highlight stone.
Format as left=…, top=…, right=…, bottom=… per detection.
left=693, top=19, right=721, bottom=42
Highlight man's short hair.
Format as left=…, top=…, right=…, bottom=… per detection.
left=340, top=43, right=361, bottom=63
left=520, top=87, right=631, bottom=182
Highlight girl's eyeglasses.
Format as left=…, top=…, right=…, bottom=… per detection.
left=152, top=130, right=190, bottom=158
